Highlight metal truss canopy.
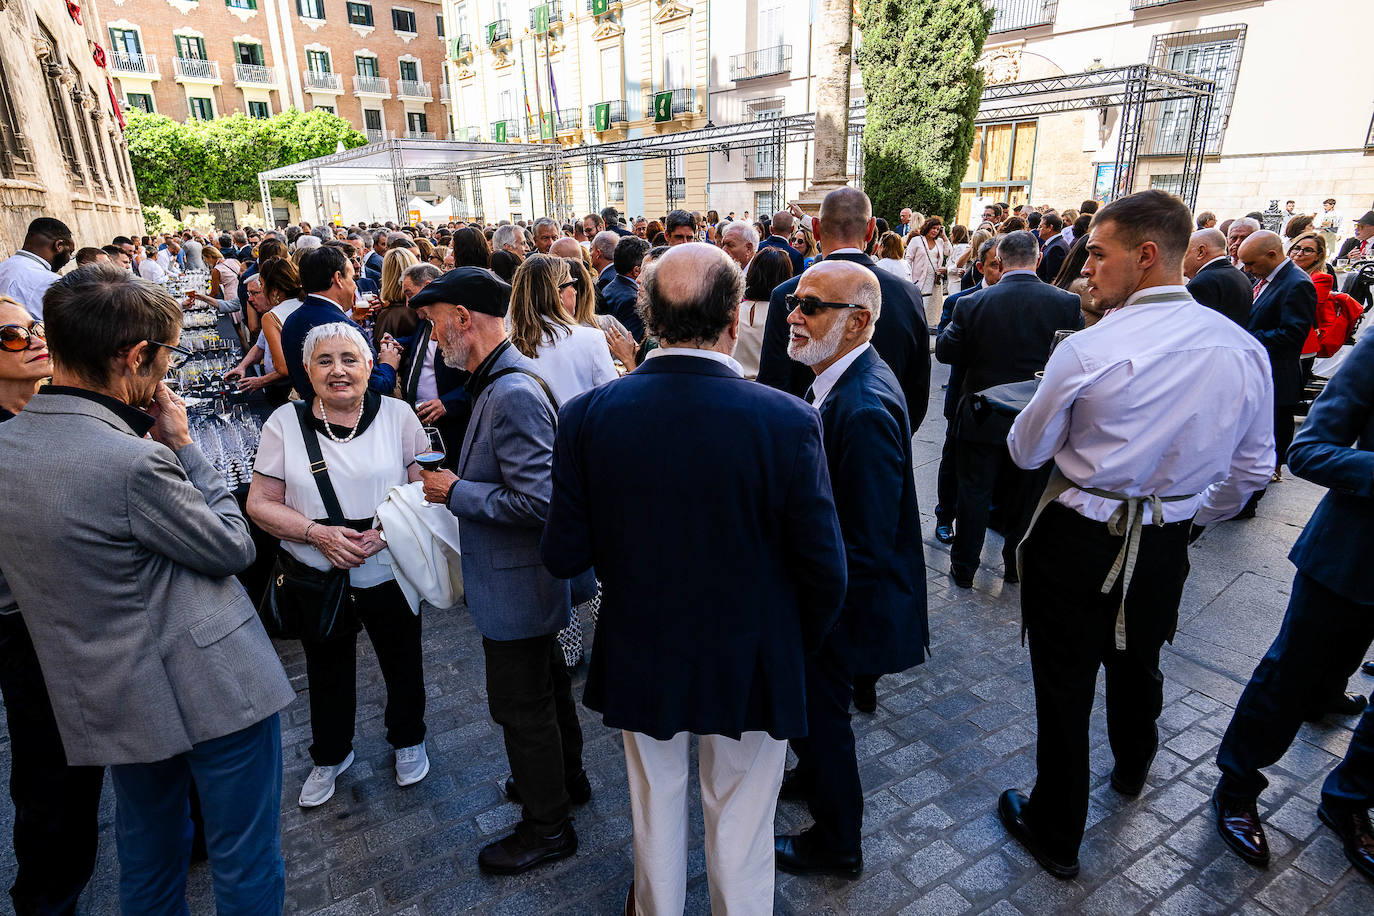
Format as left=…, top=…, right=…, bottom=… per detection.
left=976, top=65, right=1213, bottom=121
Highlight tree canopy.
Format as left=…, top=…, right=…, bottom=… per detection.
left=126, top=108, right=367, bottom=213
left=856, top=0, right=992, bottom=223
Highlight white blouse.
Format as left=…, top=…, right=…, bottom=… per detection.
left=876, top=257, right=912, bottom=282
left=257, top=298, right=302, bottom=374
left=733, top=297, right=771, bottom=379
left=255, top=396, right=427, bottom=587
left=530, top=323, right=620, bottom=406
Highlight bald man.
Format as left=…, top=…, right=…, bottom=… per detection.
left=549, top=236, right=585, bottom=262
left=760, top=210, right=805, bottom=275
left=1185, top=228, right=1253, bottom=326
left=775, top=261, right=928, bottom=879
left=1237, top=230, right=1317, bottom=513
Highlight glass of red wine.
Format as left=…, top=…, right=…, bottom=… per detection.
left=417, top=426, right=447, bottom=508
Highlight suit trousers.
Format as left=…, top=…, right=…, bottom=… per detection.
left=1216, top=572, right=1374, bottom=804
left=952, top=439, right=1036, bottom=577
left=1021, top=502, right=1191, bottom=861
left=0, top=613, right=104, bottom=916
left=109, top=715, right=285, bottom=916
left=1275, top=401, right=1297, bottom=471
left=301, top=579, right=426, bottom=766
left=623, top=729, right=786, bottom=916
left=934, top=429, right=958, bottom=526
left=483, top=633, right=583, bottom=834
left=789, top=642, right=864, bottom=854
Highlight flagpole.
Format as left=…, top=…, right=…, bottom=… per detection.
left=542, top=20, right=565, bottom=217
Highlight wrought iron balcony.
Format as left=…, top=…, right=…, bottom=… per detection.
left=987, top=0, right=1058, bottom=33
left=233, top=63, right=277, bottom=86
left=530, top=1, right=563, bottom=29
left=365, top=128, right=393, bottom=143
left=587, top=99, right=627, bottom=128
left=646, top=87, right=696, bottom=118
left=585, top=0, right=622, bottom=15
left=304, top=70, right=343, bottom=92
left=743, top=150, right=777, bottom=180
left=454, top=125, right=482, bottom=141
left=486, top=19, right=511, bottom=46
left=1130, top=0, right=1186, bottom=7
left=173, top=58, right=221, bottom=83
left=353, top=75, right=390, bottom=95
left=111, top=51, right=158, bottom=77
left=554, top=107, right=580, bottom=132
left=730, top=45, right=791, bottom=81
left=403, top=130, right=436, bottom=140
left=491, top=118, right=520, bottom=140
left=439, top=83, right=451, bottom=102
left=398, top=80, right=432, bottom=100
left=608, top=180, right=624, bottom=200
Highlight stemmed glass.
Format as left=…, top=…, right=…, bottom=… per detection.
left=417, top=427, right=447, bottom=509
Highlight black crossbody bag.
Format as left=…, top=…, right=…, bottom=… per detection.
left=257, top=402, right=358, bottom=642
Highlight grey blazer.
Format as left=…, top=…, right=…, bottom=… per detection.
left=0, top=393, right=295, bottom=766
left=447, top=344, right=571, bottom=641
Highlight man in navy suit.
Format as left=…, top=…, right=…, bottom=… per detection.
left=364, top=230, right=386, bottom=281
left=757, top=188, right=929, bottom=435
left=600, top=236, right=650, bottom=342
left=601, top=206, right=632, bottom=237
left=1213, top=333, right=1374, bottom=880
left=759, top=210, right=806, bottom=276
left=1237, top=230, right=1317, bottom=512
left=772, top=261, right=928, bottom=880
left=1036, top=213, right=1068, bottom=282
left=542, top=244, right=847, bottom=914
left=1184, top=228, right=1253, bottom=326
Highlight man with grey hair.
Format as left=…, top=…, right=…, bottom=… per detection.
left=589, top=230, right=619, bottom=311
left=1227, top=217, right=1262, bottom=272
left=365, top=230, right=387, bottom=280
left=492, top=224, right=527, bottom=260
left=719, top=220, right=758, bottom=271
left=531, top=217, right=560, bottom=255
left=936, top=229, right=1082, bottom=588
left=1184, top=228, right=1252, bottom=326
left=775, top=260, right=928, bottom=880
left=761, top=210, right=805, bottom=275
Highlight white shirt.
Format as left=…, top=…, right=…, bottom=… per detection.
left=1062, top=225, right=1075, bottom=245
left=258, top=298, right=302, bottom=374
left=529, top=323, right=620, bottom=405
left=1007, top=285, right=1275, bottom=526
left=876, top=257, right=912, bottom=282
left=645, top=344, right=743, bottom=377
left=137, top=258, right=168, bottom=282
left=808, top=342, right=871, bottom=409
left=416, top=340, right=439, bottom=403
left=0, top=251, right=57, bottom=319
left=732, top=298, right=771, bottom=379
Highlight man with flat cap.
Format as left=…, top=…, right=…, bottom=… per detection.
left=412, top=268, right=586, bottom=877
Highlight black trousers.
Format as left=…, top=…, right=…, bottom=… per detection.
left=483, top=632, right=583, bottom=834
left=789, top=642, right=863, bottom=854
left=952, top=439, right=1038, bottom=577
left=1021, top=502, right=1191, bottom=861
left=934, top=429, right=958, bottom=526
left=301, top=579, right=426, bottom=766
left=0, top=613, right=105, bottom=916
left=1275, top=401, right=1297, bottom=471
left=1217, top=572, right=1374, bottom=804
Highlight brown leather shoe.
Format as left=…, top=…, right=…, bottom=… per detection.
left=1212, top=789, right=1270, bottom=867
left=997, top=789, right=1080, bottom=879
left=1318, top=802, right=1374, bottom=881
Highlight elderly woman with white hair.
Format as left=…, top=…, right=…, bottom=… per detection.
left=247, top=321, right=432, bottom=808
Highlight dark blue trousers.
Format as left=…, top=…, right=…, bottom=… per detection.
left=789, top=641, right=863, bottom=854
left=109, top=715, right=285, bottom=916
left=1217, top=572, right=1374, bottom=805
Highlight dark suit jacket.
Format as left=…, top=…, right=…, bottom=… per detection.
left=601, top=273, right=644, bottom=341
left=756, top=251, right=930, bottom=431
left=542, top=354, right=847, bottom=740
left=1288, top=332, right=1374, bottom=603
left=364, top=249, right=384, bottom=281
left=1187, top=258, right=1253, bottom=326
left=1247, top=259, right=1317, bottom=406
left=818, top=347, right=928, bottom=674
left=936, top=280, right=982, bottom=421
left=1036, top=235, right=1069, bottom=283
left=280, top=294, right=398, bottom=400
left=608, top=224, right=632, bottom=237
left=760, top=234, right=805, bottom=276
left=935, top=272, right=1082, bottom=444
left=397, top=318, right=472, bottom=454
left=1335, top=237, right=1363, bottom=262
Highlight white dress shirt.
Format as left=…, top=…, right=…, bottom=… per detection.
left=1007, top=285, right=1275, bottom=526
left=807, top=342, right=871, bottom=409
left=645, top=344, right=743, bottom=377
left=0, top=251, right=58, bottom=319
left=137, top=258, right=168, bottom=283
left=415, top=340, right=440, bottom=403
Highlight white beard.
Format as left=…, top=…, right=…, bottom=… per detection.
left=788, top=315, right=848, bottom=367
left=439, top=325, right=469, bottom=369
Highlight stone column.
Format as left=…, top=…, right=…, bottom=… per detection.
left=798, top=0, right=854, bottom=212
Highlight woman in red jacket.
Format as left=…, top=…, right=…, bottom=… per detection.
left=1291, top=231, right=1364, bottom=363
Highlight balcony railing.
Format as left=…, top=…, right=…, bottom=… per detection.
left=173, top=58, right=220, bottom=82
left=1131, top=0, right=1186, bottom=7
left=554, top=107, right=580, bottom=133
left=646, top=87, right=696, bottom=118
left=456, top=124, right=482, bottom=141
left=398, top=80, right=432, bottom=100
left=111, top=51, right=158, bottom=77
left=743, top=150, right=777, bottom=180
left=354, top=75, right=390, bottom=95
left=585, top=0, right=622, bottom=14
left=587, top=99, right=628, bottom=128
left=452, top=35, right=472, bottom=58
left=668, top=176, right=686, bottom=201
left=304, top=70, right=343, bottom=92
left=365, top=128, right=393, bottom=143
left=439, top=83, right=451, bottom=102
left=530, top=1, right=563, bottom=29
left=233, top=63, right=276, bottom=86
left=608, top=180, right=624, bottom=200
left=987, top=0, right=1058, bottom=32
left=486, top=19, right=511, bottom=45
left=730, top=45, right=792, bottom=81
left=491, top=118, right=520, bottom=140
left=404, top=130, right=436, bottom=140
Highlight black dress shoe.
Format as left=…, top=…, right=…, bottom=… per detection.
left=952, top=570, right=974, bottom=589
left=1110, top=729, right=1158, bottom=796
left=778, top=768, right=810, bottom=801
left=1304, top=693, right=1369, bottom=722
left=935, top=524, right=955, bottom=544
left=505, top=769, right=593, bottom=806
left=1002, top=568, right=1019, bottom=585
left=1212, top=789, right=1270, bottom=867
left=1318, top=801, right=1374, bottom=881
left=774, top=829, right=862, bottom=879
left=853, top=676, right=878, bottom=714
left=996, top=789, right=1079, bottom=879
left=478, top=820, right=577, bottom=874
left=1362, top=660, right=1374, bottom=676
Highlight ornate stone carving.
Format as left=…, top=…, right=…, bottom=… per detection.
left=980, top=47, right=1022, bottom=86
left=651, top=1, right=691, bottom=25
left=166, top=0, right=197, bottom=13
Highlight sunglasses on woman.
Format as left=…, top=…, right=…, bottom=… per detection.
left=783, top=294, right=867, bottom=317
left=0, top=322, right=44, bottom=352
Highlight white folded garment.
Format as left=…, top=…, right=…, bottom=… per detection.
left=374, top=481, right=463, bottom=613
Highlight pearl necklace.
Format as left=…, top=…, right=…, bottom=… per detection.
left=317, top=397, right=365, bottom=443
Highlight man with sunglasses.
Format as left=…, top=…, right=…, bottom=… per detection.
left=0, top=218, right=73, bottom=320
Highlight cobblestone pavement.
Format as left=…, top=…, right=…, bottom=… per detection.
left=2, top=361, right=1373, bottom=914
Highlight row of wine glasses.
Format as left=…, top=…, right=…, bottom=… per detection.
left=179, top=328, right=235, bottom=353
left=162, top=270, right=211, bottom=300
left=189, top=406, right=261, bottom=489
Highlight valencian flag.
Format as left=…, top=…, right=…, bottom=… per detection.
left=654, top=91, right=673, bottom=123
left=532, top=3, right=549, bottom=34
left=493, top=120, right=508, bottom=142
left=594, top=103, right=611, bottom=131
left=591, top=0, right=610, bottom=13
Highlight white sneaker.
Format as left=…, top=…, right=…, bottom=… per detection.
left=395, top=741, right=430, bottom=787
left=298, top=750, right=354, bottom=808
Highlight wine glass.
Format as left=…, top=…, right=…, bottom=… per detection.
left=1050, top=329, right=1076, bottom=355
left=417, top=427, right=447, bottom=509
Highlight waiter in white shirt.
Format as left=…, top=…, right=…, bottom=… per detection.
left=996, top=190, right=1275, bottom=880
left=0, top=218, right=73, bottom=319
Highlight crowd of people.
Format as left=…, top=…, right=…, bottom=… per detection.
left=0, top=184, right=1370, bottom=915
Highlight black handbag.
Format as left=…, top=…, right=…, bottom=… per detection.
left=257, top=402, right=358, bottom=642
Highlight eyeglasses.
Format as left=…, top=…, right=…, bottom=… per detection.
left=146, top=339, right=194, bottom=370
left=0, top=322, right=44, bottom=351
left=558, top=279, right=579, bottom=291
left=1290, top=247, right=1320, bottom=256
left=784, top=294, right=869, bottom=317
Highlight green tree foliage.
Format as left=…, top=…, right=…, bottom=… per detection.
left=856, top=0, right=992, bottom=223
left=126, top=109, right=367, bottom=212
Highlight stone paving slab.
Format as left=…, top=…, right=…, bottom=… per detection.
left=1, top=362, right=1371, bottom=914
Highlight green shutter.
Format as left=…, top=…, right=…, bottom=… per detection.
left=594, top=102, right=610, bottom=132
left=654, top=91, right=673, bottom=123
